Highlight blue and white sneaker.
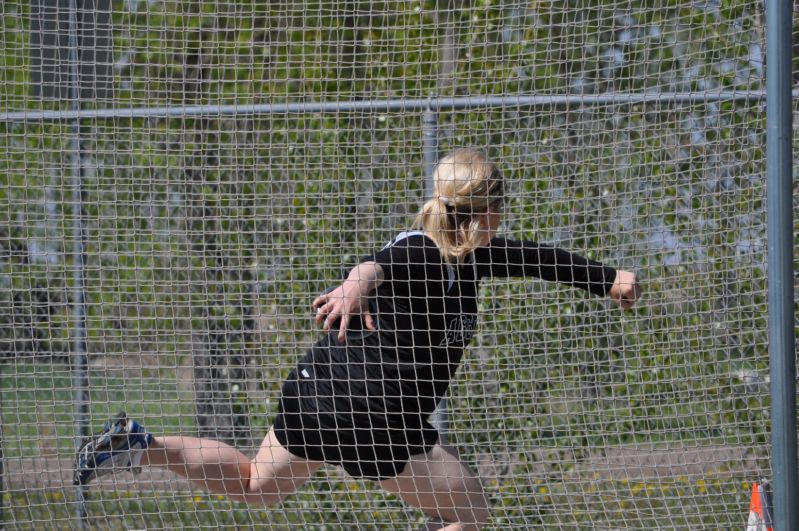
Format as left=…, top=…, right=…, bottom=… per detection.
left=73, top=412, right=153, bottom=486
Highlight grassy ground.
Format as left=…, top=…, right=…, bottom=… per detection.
left=1, top=474, right=755, bottom=530
left=2, top=487, right=417, bottom=530
left=1, top=362, right=759, bottom=530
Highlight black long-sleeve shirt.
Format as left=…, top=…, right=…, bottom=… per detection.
left=296, top=231, right=616, bottom=434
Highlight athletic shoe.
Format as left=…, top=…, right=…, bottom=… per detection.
left=73, top=411, right=153, bottom=486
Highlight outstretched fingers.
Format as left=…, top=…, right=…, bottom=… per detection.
left=362, top=310, right=376, bottom=331
left=311, top=286, right=354, bottom=340
left=312, top=281, right=376, bottom=341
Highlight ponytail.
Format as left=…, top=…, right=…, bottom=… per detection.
left=413, top=196, right=489, bottom=263
left=412, top=148, right=503, bottom=262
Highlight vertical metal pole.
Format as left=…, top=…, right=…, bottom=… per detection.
left=422, top=109, right=439, bottom=198
left=422, top=109, right=451, bottom=436
left=67, top=0, right=90, bottom=523
left=0, top=420, right=4, bottom=522
left=766, top=0, right=798, bottom=529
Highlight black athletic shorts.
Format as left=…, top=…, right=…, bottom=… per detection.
left=273, top=367, right=440, bottom=481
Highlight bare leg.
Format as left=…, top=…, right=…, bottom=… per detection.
left=142, top=427, right=324, bottom=505
left=379, top=444, right=489, bottom=531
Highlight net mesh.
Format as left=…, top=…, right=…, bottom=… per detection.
left=0, top=0, right=788, bottom=529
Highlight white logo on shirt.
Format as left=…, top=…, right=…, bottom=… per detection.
left=439, top=314, right=478, bottom=346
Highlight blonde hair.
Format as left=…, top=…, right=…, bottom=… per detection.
left=414, top=148, right=504, bottom=262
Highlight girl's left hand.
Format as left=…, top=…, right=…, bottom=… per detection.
left=608, top=270, right=642, bottom=309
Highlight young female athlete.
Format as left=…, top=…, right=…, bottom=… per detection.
left=75, top=148, right=641, bottom=531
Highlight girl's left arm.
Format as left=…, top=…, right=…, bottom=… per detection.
left=476, top=237, right=641, bottom=307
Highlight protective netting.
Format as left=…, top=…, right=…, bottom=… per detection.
left=0, top=1, right=790, bottom=529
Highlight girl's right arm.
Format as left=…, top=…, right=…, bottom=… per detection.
left=311, top=261, right=385, bottom=342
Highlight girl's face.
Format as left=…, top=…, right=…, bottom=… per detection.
left=477, top=202, right=502, bottom=246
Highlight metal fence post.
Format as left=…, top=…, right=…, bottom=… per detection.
left=422, top=109, right=450, bottom=436
left=0, top=420, right=4, bottom=522
left=766, top=0, right=798, bottom=528
left=422, top=109, right=440, bottom=197
left=66, top=0, right=90, bottom=523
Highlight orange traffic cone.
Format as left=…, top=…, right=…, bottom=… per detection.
left=746, top=480, right=773, bottom=531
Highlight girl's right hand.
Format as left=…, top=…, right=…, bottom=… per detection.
left=312, top=280, right=376, bottom=342
left=312, top=261, right=384, bottom=342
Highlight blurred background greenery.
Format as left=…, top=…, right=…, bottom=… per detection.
left=1, top=0, right=792, bottom=528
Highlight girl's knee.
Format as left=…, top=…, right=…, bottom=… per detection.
left=226, top=477, right=289, bottom=506
left=438, top=478, right=489, bottom=529
left=452, top=493, right=490, bottom=528
left=245, top=467, right=294, bottom=500
left=244, top=456, right=320, bottom=505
